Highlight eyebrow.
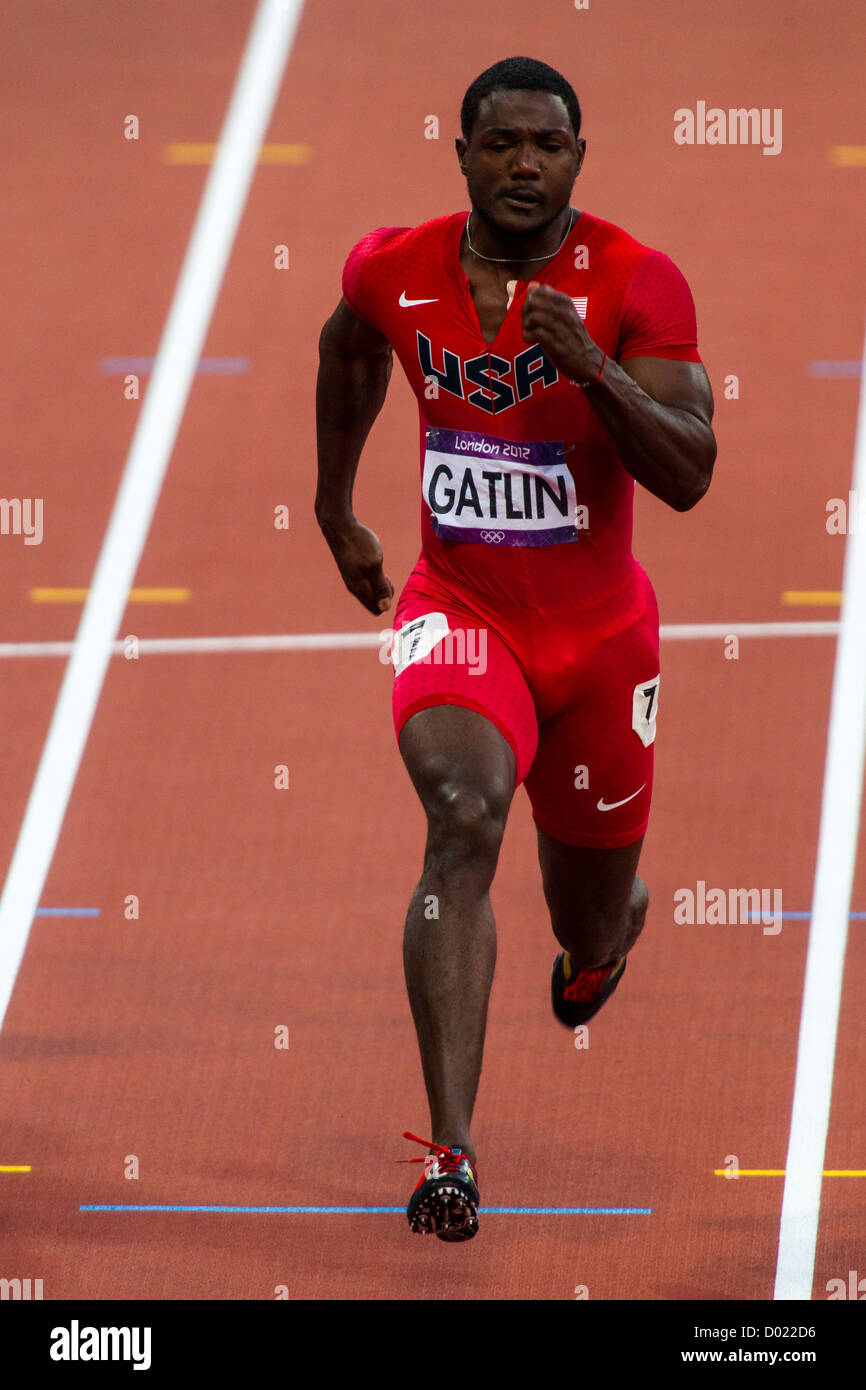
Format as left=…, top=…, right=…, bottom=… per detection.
left=481, top=126, right=570, bottom=138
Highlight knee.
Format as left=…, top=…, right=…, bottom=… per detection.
left=421, top=770, right=510, bottom=868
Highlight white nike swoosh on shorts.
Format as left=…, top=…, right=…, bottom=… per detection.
left=596, top=784, right=646, bottom=812
left=399, top=292, right=439, bottom=307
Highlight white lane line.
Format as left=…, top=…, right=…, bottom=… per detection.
left=0, top=620, right=848, bottom=660
left=0, top=0, right=306, bottom=1031
left=658, top=621, right=845, bottom=640
left=774, top=321, right=866, bottom=1301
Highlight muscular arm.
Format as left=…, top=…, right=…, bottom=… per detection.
left=522, top=284, right=717, bottom=512
left=315, top=299, right=396, bottom=614
left=582, top=353, right=716, bottom=511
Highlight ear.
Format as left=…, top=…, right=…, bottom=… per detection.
left=455, top=136, right=467, bottom=172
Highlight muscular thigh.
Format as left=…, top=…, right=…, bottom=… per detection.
left=524, top=598, right=660, bottom=849
left=397, top=703, right=517, bottom=820
left=391, top=590, right=540, bottom=790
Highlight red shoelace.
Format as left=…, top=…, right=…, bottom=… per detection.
left=561, top=958, right=620, bottom=1002
left=396, top=1131, right=474, bottom=1174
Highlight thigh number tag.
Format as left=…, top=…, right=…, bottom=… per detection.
left=632, top=675, right=660, bottom=747
left=391, top=612, right=451, bottom=676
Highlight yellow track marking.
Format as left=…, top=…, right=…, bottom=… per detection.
left=782, top=591, right=842, bottom=606
left=714, top=1168, right=866, bottom=1177
left=829, top=146, right=866, bottom=166
left=165, top=142, right=312, bottom=165
left=31, top=588, right=191, bottom=604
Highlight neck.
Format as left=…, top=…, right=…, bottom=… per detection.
left=466, top=204, right=573, bottom=264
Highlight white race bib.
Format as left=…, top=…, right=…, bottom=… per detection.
left=423, top=426, right=582, bottom=547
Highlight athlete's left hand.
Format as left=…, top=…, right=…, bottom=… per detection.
left=521, top=282, right=603, bottom=382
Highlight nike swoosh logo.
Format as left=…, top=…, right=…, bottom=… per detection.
left=399, top=292, right=439, bottom=307
left=597, top=784, right=646, bottom=812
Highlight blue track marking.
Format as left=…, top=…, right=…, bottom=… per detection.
left=781, top=911, right=866, bottom=921
left=35, top=908, right=101, bottom=917
left=80, top=1203, right=651, bottom=1215
left=731, top=912, right=865, bottom=923
left=807, top=361, right=862, bottom=378
left=39, top=909, right=862, bottom=924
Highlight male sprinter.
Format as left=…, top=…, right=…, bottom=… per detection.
left=315, top=57, right=715, bottom=1242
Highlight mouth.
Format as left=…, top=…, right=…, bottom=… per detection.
left=501, top=190, right=543, bottom=208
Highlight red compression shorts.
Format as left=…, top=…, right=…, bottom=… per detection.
left=390, top=563, right=660, bottom=848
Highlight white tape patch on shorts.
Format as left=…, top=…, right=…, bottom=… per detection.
left=392, top=612, right=451, bottom=676
left=632, top=674, right=660, bottom=747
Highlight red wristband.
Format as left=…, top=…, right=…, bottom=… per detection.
left=575, top=351, right=606, bottom=389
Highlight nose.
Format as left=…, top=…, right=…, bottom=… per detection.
left=510, top=141, right=542, bottom=177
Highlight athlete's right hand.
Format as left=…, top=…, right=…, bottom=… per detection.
left=322, top=519, right=394, bottom=615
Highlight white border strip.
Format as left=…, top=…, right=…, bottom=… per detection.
left=0, top=0, right=306, bottom=1030
left=774, top=320, right=866, bottom=1300
left=0, top=620, right=846, bottom=660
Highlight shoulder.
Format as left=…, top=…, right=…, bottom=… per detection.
left=582, top=211, right=690, bottom=284
left=341, top=214, right=464, bottom=325
left=344, top=213, right=462, bottom=275
left=585, top=217, right=701, bottom=358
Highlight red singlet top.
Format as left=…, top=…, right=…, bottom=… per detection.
left=342, top=211, right=702, bottom=618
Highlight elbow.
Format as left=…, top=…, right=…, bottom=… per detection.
left=318, top=322, right=337, bottom=362
left=672, top=470, right=712, bottom=511
left=672, top=437, right=716, bottom=512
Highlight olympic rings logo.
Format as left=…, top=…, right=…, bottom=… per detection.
left=479, top=530, right=506, bottom=543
